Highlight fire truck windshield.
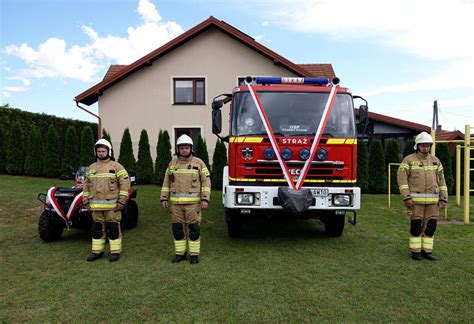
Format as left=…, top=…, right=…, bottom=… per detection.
left=232, top=92, right=355, bottom=137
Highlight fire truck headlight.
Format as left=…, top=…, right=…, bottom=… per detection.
left=264, top=147, right=275, bottom=160
left=236, top=193, right=255, bottom=205
left=316, top=148, right=328, bottom=161
left=299, top=148, right=310, bottom=160
left=281, top=148, right=292, bottom=160
left=332, top=194, right=351, bottom=206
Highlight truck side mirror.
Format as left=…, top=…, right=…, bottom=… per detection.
left=212, top=109, right=222, bottom=134
left=359, top=105, right=368, bottom=125
left=212, top=100, right=223, bottom=110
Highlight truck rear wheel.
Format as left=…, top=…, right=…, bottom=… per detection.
left=324, top=213, right=345, bottom=237
left=225, top=208, right=242, bottom=238
left=38, top=211, right=64, bottom=242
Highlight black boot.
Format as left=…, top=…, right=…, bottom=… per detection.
left=172, top=254, right=187, bottom=263
left=86, top=252, right=104, bottom=262
left=190, top=255, right=199, bottom=264
left=421, top=250, right=437, bottom=261
left=411, top=252, right=422, bottom=261
left=110, top=253, right=120, bottom=262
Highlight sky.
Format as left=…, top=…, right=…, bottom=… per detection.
left=1, top=0, right=473, bottom=132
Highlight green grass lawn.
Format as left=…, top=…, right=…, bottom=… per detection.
left=1, top=174, right=473, bottom=322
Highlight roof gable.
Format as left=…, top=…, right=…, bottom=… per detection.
left=75, top=16, right=335, bottom=105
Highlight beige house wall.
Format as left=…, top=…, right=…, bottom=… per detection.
left=99, top=28, right=298, bottom=163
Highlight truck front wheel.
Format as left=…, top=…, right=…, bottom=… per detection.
left=225, top=208, right=242, bottom=238
left=324, top=212, right=345, bottom=237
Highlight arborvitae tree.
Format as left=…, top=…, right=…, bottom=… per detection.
left=61, top=125, right=79, bottom=176
left=24, top=124, right=43, bottom=176
left=368, top=139, right=387, bottom=194
left=385, top=138, right=401, bottom=193
left=136, top=129, right=154, bottom=184
left=356, top=140, right=369, bottom=193
left=403, top=139, right=415, bottom=157
left=102, top=128, right=112, bottom=143
left=0, top=128, right=6, bottom=173
left=211, top=139, right=227, bottom=190
left=43, top=125, right=61, bottom=178
left=195, top=135, right=210, bottom=168
left=80, top=126, right=95, bottom=166
left=118, top=128, right=136, bottom=171
left=436, top=143, right=454, bottom=194
left=155, top=130, right=172, bottom=184
left=6, top=121, right=24, bottom=175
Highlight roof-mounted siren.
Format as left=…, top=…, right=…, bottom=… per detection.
left=252, top=76, right=340, bottom=86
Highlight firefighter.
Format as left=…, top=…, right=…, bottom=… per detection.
left=83, top=139, right=130, bottom=262
left=397, top=132, right=448, bottom=261
left=160, top=134, right=211, bottom=264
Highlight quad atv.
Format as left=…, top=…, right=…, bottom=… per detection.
left=37, top=167, right=139, bottom=242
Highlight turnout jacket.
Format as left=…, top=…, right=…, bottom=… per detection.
left=83, top=158, right=130, bottom=210
left=160, top=155, right=211, bottom=204
left=397, top=152, right=448, bottom=205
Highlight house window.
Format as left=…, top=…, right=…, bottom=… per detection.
left=174, top=127, right=201, bottom=148
left=174, top=78, right=205, bottom=104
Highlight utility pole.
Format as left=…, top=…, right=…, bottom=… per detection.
left=432, top=100, right=438, bottom=130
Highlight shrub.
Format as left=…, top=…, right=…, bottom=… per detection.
left=385, top=139, right=401, bottom=193
left=368, top=139, right=387, bottom=193
left=436, top=143, right=454, bottom=194
left=211, top=139, right=227, bottom=190
left=24, top=125, right=43, bottom=176
left=136, top=129, right=154, bottom=184
left=155, top=130, right=172, bottom=184
left=80, top=126, right=95, bottom=166
left=6, top=121, right=24, bottom=175
left=43, top=125, right=61, bottom=178
left=102, top=128, right=112, bottom=143
left=0, top=127, right=6, bottom=173
left=118, top=128, right=136, bottom=172
left=403, top=139, right=415, bottom=157
left=356, top=140, right=369, bottom=193
left=195, top=135, right=210, bottom=168
left=61, top=126, right=79, bottom=177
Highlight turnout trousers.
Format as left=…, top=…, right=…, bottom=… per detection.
left=91, top=210, right=122, bottom=255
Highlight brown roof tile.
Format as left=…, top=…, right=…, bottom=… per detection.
left=297, top=64, right=336, bottom=79
left=103, top=65, right=128, bottom=81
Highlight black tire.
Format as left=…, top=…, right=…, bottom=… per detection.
left=324, top=212, right=345, bottom=237
left=121, top=200, right=139, bottom=230
left=225, top=208, right=242, bottom=238
left=38, top=211, right=64, bottom=242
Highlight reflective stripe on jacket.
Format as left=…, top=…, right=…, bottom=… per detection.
left=160, top=155, right=211, bottom=204
left=397, top=152, right=448, bottom=205
left=83, top=159, right=130, bottom=210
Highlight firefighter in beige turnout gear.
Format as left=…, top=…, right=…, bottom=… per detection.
left=397, top=132, right=447, bottom=261
left=83, top=139, right=130, bottom=262
left=160, top=135, right=211, bottom=264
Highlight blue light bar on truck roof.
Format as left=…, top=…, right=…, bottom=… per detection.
left=254, top=77, right=331, bottom=85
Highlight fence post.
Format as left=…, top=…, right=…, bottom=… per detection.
left=456, top=144, right=461, bottom=206
left=463, top=125, right=471, bottom=224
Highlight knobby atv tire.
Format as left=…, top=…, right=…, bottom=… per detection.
left=121, top=200, right=139, bottom=230
left=324, top=213, right=345, bottom=237
left=225, top=208, right=242, bottom=238
left=38, top=211, right=64, bottom=242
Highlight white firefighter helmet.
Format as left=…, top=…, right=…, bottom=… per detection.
left=94, top=138, right=113, bottom=157
left=414, top=131, right=433, bottom=150
left=176, top=134, right=193, bottom=147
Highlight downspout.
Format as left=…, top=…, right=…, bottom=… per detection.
left=75, top=101, right=102, bottom=139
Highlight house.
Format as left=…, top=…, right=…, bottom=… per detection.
left=75, top=16, right=336, bottom=160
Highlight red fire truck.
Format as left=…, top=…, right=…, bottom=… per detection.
left=211, top=76, right=369, bottom=237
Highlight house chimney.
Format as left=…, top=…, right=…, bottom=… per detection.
left=436, top=125, right=442, bottom=132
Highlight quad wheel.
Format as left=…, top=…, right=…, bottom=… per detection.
left=121, top=200, right=139, bottom=230
left=38, top=211, right=64, bottom=242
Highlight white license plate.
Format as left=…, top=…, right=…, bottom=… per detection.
left=310, top=188, right=329, bottom=197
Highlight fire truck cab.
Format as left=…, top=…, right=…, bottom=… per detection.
left=212, top=76, right=369, bottom=238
